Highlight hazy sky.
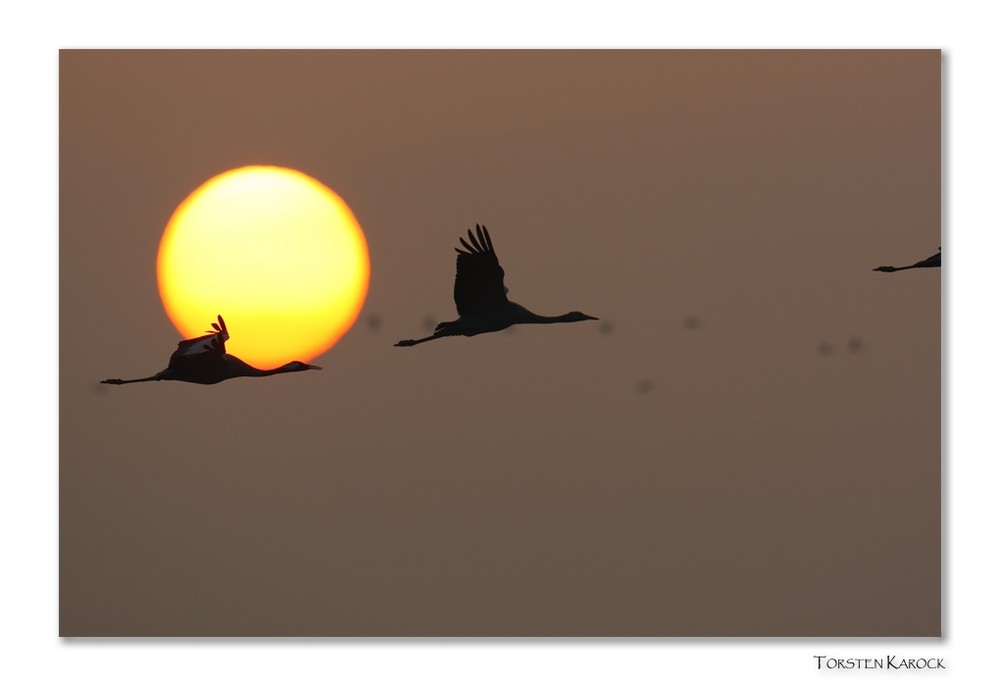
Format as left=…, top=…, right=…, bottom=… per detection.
left=60, top=50, right=940, bottom=636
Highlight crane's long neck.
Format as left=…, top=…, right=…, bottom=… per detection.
left=229, top=360, right=292, bottom=377
left=252, top=367, right=296, bottom=377
left=227, top=360, right=317, bottom=378
left=510, top=304, right=594, bottom=324
left=525, top=312, right=577, bottom=323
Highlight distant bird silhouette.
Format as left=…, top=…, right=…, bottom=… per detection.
left=873, top=248, right=941, bottom=272
left=395, top=224, right=598, bottom=346
left=101, top=315, right=321, bottom=385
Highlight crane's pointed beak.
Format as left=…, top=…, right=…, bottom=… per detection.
left=307, top=364, right=322, bottom=370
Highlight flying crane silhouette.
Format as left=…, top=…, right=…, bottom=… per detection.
left=101, top=315, right=321, bottom=385
left=395, top=224, right=598, bottom=346
left=873, top=248, right=941, bottom=273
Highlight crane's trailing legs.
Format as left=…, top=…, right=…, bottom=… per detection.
left=873, top=248, right=941, bottom=272
left=101, top=373, right=167, bottom=385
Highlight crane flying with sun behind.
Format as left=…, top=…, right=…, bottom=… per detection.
left=156, top=166, right=370, bottom=369
left=395, top=224, right=598, bottom=347
left=101, top=315, right=321, bottom=385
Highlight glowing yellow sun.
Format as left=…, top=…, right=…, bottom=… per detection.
left=157, top=166, right=369, bottom=369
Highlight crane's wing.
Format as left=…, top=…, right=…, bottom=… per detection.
left=168, top=315, right=229, bottom=365
left=453, top=224, right=508, bottom=317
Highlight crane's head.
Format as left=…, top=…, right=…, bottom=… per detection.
left=281, top=361, right=323, bottom=372
left=561, top=311, right=599, bottom=322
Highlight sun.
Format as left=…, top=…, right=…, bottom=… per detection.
left=157, top=166, right=369, bottom=369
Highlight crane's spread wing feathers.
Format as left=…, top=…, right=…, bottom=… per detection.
left=169, top=315, right=229, bottom=365
left=453, top=224, right=508, bottom=317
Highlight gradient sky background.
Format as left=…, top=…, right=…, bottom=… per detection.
left=60, top=50, right=940, bottom=636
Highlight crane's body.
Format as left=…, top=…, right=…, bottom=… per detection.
left=395, top=225, right=597, bottom=347
left=101, top=315, right=321, bottom=385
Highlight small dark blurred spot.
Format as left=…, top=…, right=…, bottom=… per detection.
left=599, top=321, right=615, bottom=335
left=422, top=315, right=437, bottom=332
left=366, top=314, right=381, bottom=332
left=817, top=341, right=833, bottom=356
left=636, top=379, right=655, bottom=394
left=683, top=315, right=701, bottom=330
left=848, top=336, right=864, bottom=353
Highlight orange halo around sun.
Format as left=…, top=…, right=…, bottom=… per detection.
left=157, top=166, right=370, bottom=369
